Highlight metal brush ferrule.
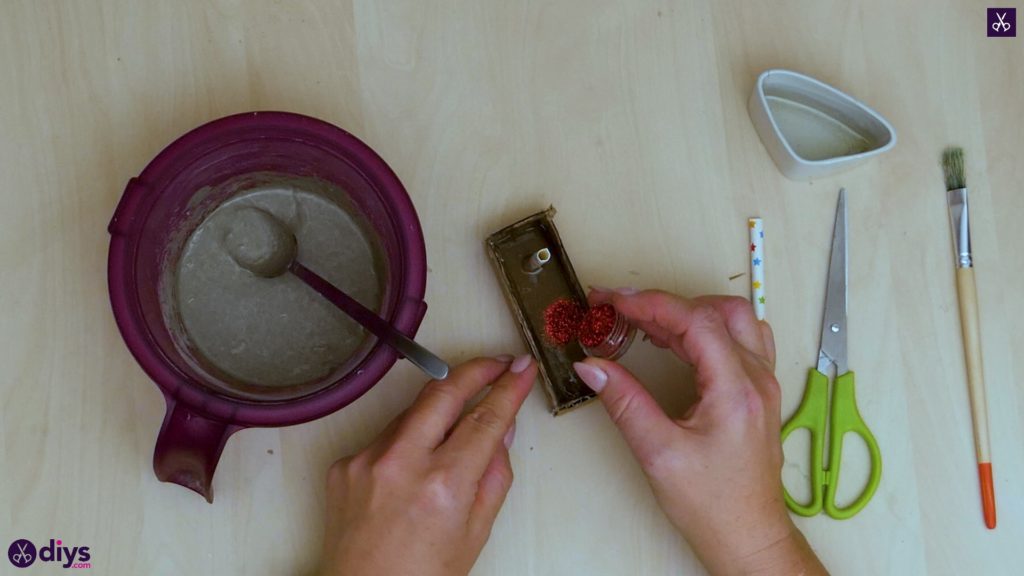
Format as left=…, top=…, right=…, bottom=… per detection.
left=946, top=188, right=973, bottom=268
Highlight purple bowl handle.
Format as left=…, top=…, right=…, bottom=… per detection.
left=153, top=395, right=240, bottom=503
left=406, top=298, right=428, bottom=335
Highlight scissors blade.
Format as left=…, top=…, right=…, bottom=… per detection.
left=818, top=188, right=848, bottom=374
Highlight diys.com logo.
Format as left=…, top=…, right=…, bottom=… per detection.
left=7, top=538, right=91, bottom=570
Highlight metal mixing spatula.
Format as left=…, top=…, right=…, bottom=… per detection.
left=227, top=206, right=449, bottom=380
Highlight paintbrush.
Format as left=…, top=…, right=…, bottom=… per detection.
left=942, top=146, right=996, bottom=529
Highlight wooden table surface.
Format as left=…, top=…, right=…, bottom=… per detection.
left=2, top=1, right=1022, bottom=574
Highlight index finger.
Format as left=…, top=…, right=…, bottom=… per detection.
left=396, top=357, right=512, bottom=450
left=438, top=357, right=537, bottom=481
left=594, top=290, right=775, bottom=368
left=595, top=289, right=748, bottom=391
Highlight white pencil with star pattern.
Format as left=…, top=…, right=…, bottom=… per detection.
left=749, top=218, right=765, bottom=320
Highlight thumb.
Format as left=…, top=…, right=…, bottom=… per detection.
left=573, top=359, right=678, bottom=464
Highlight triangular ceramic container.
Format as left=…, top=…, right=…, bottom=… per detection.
left=748, top=69, right=896, bottom=181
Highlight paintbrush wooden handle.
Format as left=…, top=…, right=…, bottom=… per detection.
left=955, top=267, right=996, bottom=529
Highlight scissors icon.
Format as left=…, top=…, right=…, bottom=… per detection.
left=781, top=189, right=882, bottom=519
left=993, top=12, right=1011, bottom=32
left=11, top=542, right=34, bottom=565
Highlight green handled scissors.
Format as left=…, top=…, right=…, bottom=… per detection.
left=781, top=189, right=882, bottom=519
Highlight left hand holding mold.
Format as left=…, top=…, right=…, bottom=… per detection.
left=318, top=355, right=536, bottom=576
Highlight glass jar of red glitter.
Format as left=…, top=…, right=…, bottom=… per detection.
left=579, top=303, right=636, bottom=360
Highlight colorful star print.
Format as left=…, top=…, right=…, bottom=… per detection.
left=748, top=217, right=765, bottom=321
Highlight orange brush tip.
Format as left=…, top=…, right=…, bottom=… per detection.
left=978, top=462, right=996, bottom=529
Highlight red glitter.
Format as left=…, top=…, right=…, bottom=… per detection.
left=578, top=304, right=616, bottom=348
left=543, top=299, right=584, bottom=345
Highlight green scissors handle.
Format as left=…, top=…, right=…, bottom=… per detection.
left=781, top=369, right=882, bottom=519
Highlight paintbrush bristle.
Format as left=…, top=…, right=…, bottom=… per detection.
left=942, top=146, right=965, bottom=190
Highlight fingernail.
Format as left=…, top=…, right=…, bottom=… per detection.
left=494, top=354, right=514, bottom=363
left=503, top=422, right=517, bottom=449
left=510, top=354, right=533, bottom=374
left=573, top=362, right=608, bottom=393
left=613, top=287, right=639, bottom=295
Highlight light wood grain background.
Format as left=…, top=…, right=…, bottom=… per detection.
left=2, top=1, right=1022, bottom=574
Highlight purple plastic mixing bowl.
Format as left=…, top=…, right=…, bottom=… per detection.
left=108, top=112, right=427, bottom=502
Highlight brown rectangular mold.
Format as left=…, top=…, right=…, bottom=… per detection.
left=485, top=207, right=595, bottom=415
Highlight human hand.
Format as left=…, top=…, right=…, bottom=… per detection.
left=319, top=355, right=537, bottom=576
left=573, top=289, right=827, bottom=576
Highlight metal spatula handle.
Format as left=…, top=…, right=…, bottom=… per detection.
left=290, top=261, right=449, bottom=380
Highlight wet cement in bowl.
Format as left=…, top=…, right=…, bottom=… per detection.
left=171, top=177, right=383, bottom=391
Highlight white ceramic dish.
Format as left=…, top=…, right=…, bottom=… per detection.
left=748, top=69, right=896, bottom=181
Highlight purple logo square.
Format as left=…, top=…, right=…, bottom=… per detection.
left=988, top=8, right=1016, bottom=37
